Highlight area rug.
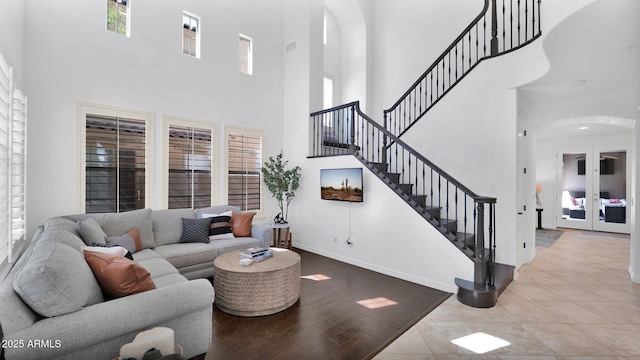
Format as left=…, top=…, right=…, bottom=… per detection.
left=207, top=249, right=451, bottom=360
left=536, top=229, right=564, bottom=247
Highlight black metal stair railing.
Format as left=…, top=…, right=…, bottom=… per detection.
left=384, top=0, right=541, bottom=139
left=310, top=102, right=497, bottom=288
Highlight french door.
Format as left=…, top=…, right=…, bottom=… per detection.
left=557, top=145, right=630, bottom=234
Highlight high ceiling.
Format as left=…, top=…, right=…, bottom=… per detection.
left=520, top=0, right=639, bottom=138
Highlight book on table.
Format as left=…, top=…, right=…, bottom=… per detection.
left=251, top=251, right=273, bottom=262
left=239, top=247, right=270, bottom=259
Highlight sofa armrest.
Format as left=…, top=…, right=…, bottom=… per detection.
left=3, top=279, right=214, bottom=360
left=251, top=223, right=273, bottom=248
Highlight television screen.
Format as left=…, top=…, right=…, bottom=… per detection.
left=320, top=168, right=363, bottom=202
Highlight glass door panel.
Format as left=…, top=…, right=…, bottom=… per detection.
left=593, top=146, right=630, bottom=233
left=557, top=150, right=592, bottom=230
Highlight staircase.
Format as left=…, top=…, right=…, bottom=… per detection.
left=309, top=0, right=541, bottom=308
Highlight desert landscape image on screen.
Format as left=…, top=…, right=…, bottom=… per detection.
left=320, top=168, right=363, bottom=202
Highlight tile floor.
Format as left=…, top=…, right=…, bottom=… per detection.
left=375, top=229, right=640, bottom=359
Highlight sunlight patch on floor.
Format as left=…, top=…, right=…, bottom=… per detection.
left=356, top=297, right=398, bottom=309
left=451, top=332, right=510, bottom=354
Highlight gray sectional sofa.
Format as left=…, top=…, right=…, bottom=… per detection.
left=0, top=205, right=272, bottom=360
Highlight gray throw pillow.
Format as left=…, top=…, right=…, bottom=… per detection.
left=76, top=218, right=108, bottom=246
left=179, top=218, right=211, bottom=243
left=13, top=231, right=104, bottom=317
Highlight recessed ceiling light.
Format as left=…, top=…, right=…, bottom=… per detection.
left=572, top=80, right=587, bottom=86
left=579, top=126, right=589, bottom=130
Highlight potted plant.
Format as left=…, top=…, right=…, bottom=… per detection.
left=261, top=150, right=301, bottom=224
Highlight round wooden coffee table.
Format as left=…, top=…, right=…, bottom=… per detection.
left=213, top=248, right=301, bottom=317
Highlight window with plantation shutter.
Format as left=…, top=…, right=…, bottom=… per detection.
left=239, top=34, right=253, bottom=75
left=10, top=88, right=26, bottom=262
left=227, top=132, right=262, bottom=211
left=107, top=0, right=130, bottom=37
left=168, top=125, right=212, bottom=209
left=85, top=116, right=146, bottom=213
left=182, top=12, right=200, bottom=58
left=0, top=51, right=27, bottom=277
left=0, top=54, right=11, bottom=268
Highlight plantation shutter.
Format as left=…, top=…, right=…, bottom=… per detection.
left=10, top=88, right=26, bottom=262
left=228, top=133, right=261, bottom=211
left=239, top=36, right=251, bottom=74
left=0, top=52, right=27, bottom=266
left=168, top=125, right=212, bottom=209
left=0, top=54, right=11, bottom=264
left=85, top=116, right=146, bottom=213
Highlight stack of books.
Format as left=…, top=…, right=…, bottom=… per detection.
left=239, top=247, right=273, bottom=262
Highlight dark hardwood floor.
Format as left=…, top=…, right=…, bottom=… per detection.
left=203, top=249, right=451, bottom=360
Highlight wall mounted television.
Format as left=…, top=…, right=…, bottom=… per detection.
left=320, top=167, right=363, bottom=202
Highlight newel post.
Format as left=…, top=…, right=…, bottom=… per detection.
left=382, top=112, right=388, bottom=167
left=475, top=201, right=487, bottom=284
left=349, top=105, right=356, bottom=154
left=490, top=0, right=499, bottom=55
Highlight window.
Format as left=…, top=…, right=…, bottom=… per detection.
left=0, top=51, right=27, bottom=277
left=239, top=34, right=253, bottom=75
left=323, top=76, right=333, bottom=109
left=323, top=14, right=327, bottom=45
left=107, top=0, right=130, bottom=36
left=166, top=122, right=215, bottom=209
left=84, top=115, right=147, bottom=213
left=323, top=76, right=334, bottom=127
left=182, top=12, right=200, bottom=58
left=226, top=128, right=263, bottom=211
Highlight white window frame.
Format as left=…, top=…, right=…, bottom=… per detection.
left=223, top=125, right=264, bottom=217
left=0, top=51, right=27, bottom=280
left=77, top=102, right=153, bottom=213
left=323, top=14, right=327, bottom=45
left=182, top=11, right=201, bottom=58
left=106, top=0, right=131, bottom=37
left=162, top=115, right=217, bottom=209
left=239, top=34, right=253, bottom=75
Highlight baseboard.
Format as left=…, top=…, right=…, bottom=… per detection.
left=629, top=265, right=638, bottom=283
left=294, top=243, right=458, bottom=294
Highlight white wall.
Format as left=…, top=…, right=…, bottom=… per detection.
left=323, top=10, right=342, bottom=106
left=291, top=155, right=473, bottom=293
left=23, top=0, right=286, bottom=238
left=370, top=0, right=481, bottom=120
left=0, top=0, right=24, bottom=85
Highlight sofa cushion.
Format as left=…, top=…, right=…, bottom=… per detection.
left=13, top=231, right=104, bottom=317
left=152, top=208, right=195, bottom=246
left=47, top=228, right=89, bottom=250
left=76, top=217, right=108, bottom=246
left=210, top=237, right=263, bottom=255
left=179, top=217, right=211, bottom=244
left=152, top=243, right=218, bottom=269
left=132, top=248, right=162, bottom=262
left=232, top=211, right=256, bottom=237
left=65, top=209, right=156, bottom=250
left=105, top=228, right=143, bottom=253
left=84, top=251, right=157, bottom=299
left=44, top=217, right=80, bottom=237
left=136, top=257, right=180, bottom=279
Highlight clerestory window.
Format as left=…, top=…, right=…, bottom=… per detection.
left=107, top=0, right=130, bottom=36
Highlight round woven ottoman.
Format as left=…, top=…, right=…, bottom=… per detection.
left=213, top=248, right=301, bottom=317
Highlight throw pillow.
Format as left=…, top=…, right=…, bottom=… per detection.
left=76, top=217, right=108, bottom=246
left=231, top=211, right=256, bottom=237
left=179, top=217, right=211, bottom=243
left=201, top=211, right=235, bottom=240
left=84, top=245, right=133, bottom=260
left=83, top=251, right=156, bottom=299
left=13, top=234, right=104, bottom=317
left=105, top=228, right=142, bottom=254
